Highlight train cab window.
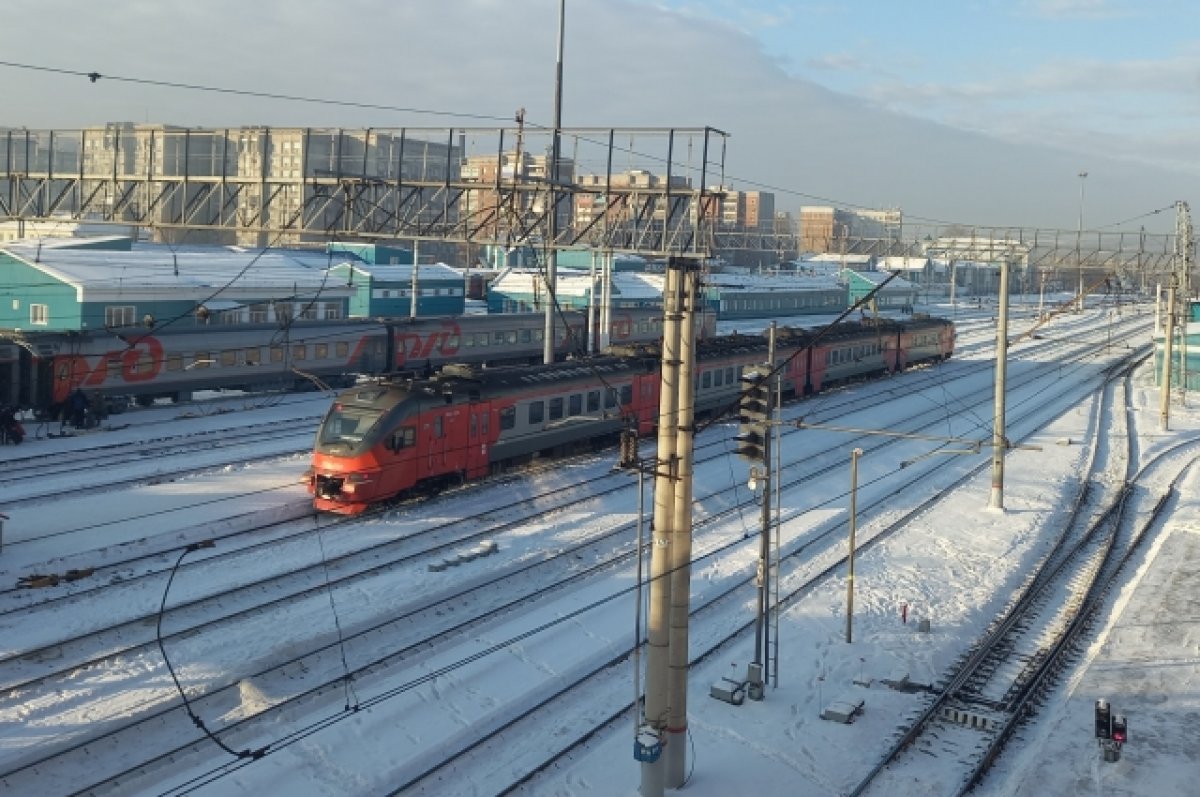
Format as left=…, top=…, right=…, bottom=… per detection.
left=193, top=352, right=211, bottom=369
left=316, top=343, right=329, bottom=359
left=587, top=390, right=600, bottom=413
left=220, top=350, right=237, bottom=367
left=528, top=401, right=544, bottom=424
left=389, top=427, right=416, bottom=450
left=319, top=404, right=384, bottom=445
left=293, top=345, right=307, bottom=361
left=500, top=406, right=516, bottom=430
left=605, top=388, right=618, bottom=409
left=568, top=394, right=582, bottom=416
left=549, top=397, right=564, bottom=421
left=620, top=385, right=633, bottom=405
left=166, top=354, right=183, bottom=371
left=336, top=342, right=349, bottom=358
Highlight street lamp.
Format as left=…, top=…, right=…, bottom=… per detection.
left=1077, top=171, right=1088, bottom=312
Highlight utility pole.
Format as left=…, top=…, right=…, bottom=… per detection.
left=845, top=447, right=863, bottom=643
left=640, top=262, right=681, bottom=797
left=665, top=258, right=700, bottom=788
left=1161, top=280, right=1176, bottom=431
left=543, top=0, right=565, bottom=364
left=1077, top=170, right=1088, bottom=313
left=750, top=323, right=777, bottom=697
left=989, top=259, right=1011, bottom=510
left=409, top=241, right=420, bottom=320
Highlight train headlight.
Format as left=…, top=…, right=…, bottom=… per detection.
left=343, top=472, right=374, bottom=492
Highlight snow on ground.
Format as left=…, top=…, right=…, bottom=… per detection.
left=2, top=299, right=1196, bottom=797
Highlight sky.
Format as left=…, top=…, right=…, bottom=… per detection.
left=1, top=301, right=1196, bottom=796
left=1, top=1, right=1198, bottom=233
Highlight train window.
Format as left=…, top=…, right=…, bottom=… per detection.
left=270, top=347, right=284, bottom=363
left=135, top=352, right=154, bottom=373
left=446, top=332, right=460, bottom=349
left=534, top=330, right=544, bottom=342
left=587, top=391, right=600, bottom=413
left=192, top=352, right=211, bottom=368
left=389, top=427, right=416, bottom=451
left=463, top=335, right=474, bottom=348
left=605, top=388, right=618, bottom=409
left=320, top=406, right=384, bottom=445
left=714, top=370, right=723, bottom=387
left=620, top=385, right=633, bottom=405
left=107, top=359, right=122, bottom=379
left=293, top=345, right=307, bottom=361
left=520, top=329, right=531, bottom=343
left=701, top=372, right=712, bottom=389
left=568, top=394, right=582, bottom=416
left=507, top=331, right=518, bottom=344
left=726, top=367, right=735, bottom=384
left=549, top=397, right=564, bottom=421
left=166, top=354, right=183, bottom=371
left=315, top=343, right=329, bottom=359
left=244, top=348, right=260, bottom=366
left=494, top=331, right=505, bottom=345
left=470, top=414, right=477, bottom=438
left=434, top=416, right=443, bottom=438
left=482, top=413, right=490, bottom=435
left=336, top=342, right=349, bottom=358
left=528, top=401, right=544, bottom=424
left=500, top=406, right=515, bottom=430
left=220, top=350, right=237, bottom=366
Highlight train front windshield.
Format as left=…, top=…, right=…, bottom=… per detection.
left=319, top=403, right=384, bottom=446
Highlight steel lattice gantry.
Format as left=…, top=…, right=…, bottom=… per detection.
left=0, top=125, right=728, bottom=258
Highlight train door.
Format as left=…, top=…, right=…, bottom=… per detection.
left=465, top=403, right=491, bottom=479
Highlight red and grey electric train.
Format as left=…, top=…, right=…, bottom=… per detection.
left=308, top=315, right=956, bottom=513
left=0, top=308, right=693, bottom=418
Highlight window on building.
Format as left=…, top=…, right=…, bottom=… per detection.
left=323, top=303, right=342, bottom=320
left=30, top=304, right=49, bottom=325
left=249, top=304, right=268, bottom=323
left=105, top=306, right=136, bottom=327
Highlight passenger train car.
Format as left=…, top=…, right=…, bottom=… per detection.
left=308, top=315, right=955, bottom=513
left=0, top=308, right=704, bottom=419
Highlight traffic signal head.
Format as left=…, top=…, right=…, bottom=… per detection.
left=1094, top=699, right=1111, bottom=740
left=1111, top=715, right=1127, bottom=744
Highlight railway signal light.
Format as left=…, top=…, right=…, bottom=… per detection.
left=1094, top=699, right=1111, bottom=739
left=736, top=368, right=771, bottom=463
left=1111, top=715, right=1127, bottom=744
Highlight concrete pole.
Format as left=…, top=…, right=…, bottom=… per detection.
left=588, top=251, right=597, bottom=355
left=845, top=447, right=863, bottom=643
left=641, top=263, right=681, bottom=797
left=751, top=324, right=776, bottom=693
left=1077, top=171, right=1087, bottom=313
left=665, top=260, right=699, bottom=788
left=601, top=251, right=613, bottom=351
left=410, top=241, right=420, bottom=319
left=1161, top=284, right=1176, bottom=431
left=543, top=0, right=565, bottom=365
left=989, top=259, right=1011, bottom=510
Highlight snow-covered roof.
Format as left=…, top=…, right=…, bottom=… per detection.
left=491, top=269, right=667, bottom=300
left=843, top=268, right=915, bottom=290
left=329, top=262, right=462, bottom=283
left=804, top=252, right=874, bottom=265
left=878, top=256, right=930, bottom=272
left=1, top=242, right=358, bottom=302
left=704, top=272, right=842, bottom=292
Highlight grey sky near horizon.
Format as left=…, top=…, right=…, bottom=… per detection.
left=1, top=0, right=1195, bottom=236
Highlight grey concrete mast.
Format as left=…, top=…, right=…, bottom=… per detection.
left=641, top=263, right=681, bottom=797
left=543, top=0, right=565, bottom=364
left=665, top=258, right=700, bottom=787
left=988, top=258, right=1011, bottom=509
